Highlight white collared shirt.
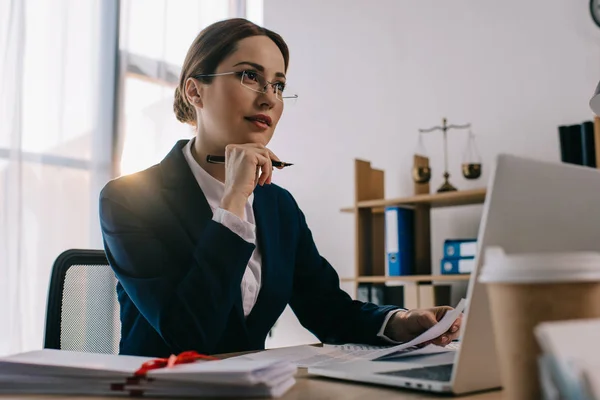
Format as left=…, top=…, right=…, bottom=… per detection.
left=183, top=138, right=261, bottom=317
left=182, top=138, right=401, bottom=341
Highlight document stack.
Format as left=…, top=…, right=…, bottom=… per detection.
left=535, top=319, right=600, bottom=400
left=0, top=349, right=297, bottom=398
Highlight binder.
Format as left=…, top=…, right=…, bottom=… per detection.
left=441, top=257, right=475, bottom=274
left=443, top=239, right=477, bottom=259
left=382, top=284, right=418, bottom=309
left=357, top=283, right=371, bottom=303
left=384, top=206, right=414, bottom=276
left=370, top=284, right=385, bottom=305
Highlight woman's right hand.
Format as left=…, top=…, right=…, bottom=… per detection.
left=220, top=143, right=281, bottom=219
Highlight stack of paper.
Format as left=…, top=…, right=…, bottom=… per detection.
left=0, top=349, right=296, bottom=398
left=534, top=318, right=600, bottom=400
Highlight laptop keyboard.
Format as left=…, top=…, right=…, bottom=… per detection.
left=377, top=364, right=454, bottom=382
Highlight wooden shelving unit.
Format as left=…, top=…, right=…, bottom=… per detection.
left=341, top=159, right=486, bottom=304
left=340, top=188, right=486, bottom=213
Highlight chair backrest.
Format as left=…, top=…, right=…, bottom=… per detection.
left=44, top=249, right=121, bottom=354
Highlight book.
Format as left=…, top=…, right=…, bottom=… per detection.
left=0, top=349, right=296, bottom=398
left=558, top=121, right=597, bottom=167
left=594, top=117, right=600, bottom=170
left=581, top=121, right=596, bottom=167
left=558, top=124, right=583, bottom=165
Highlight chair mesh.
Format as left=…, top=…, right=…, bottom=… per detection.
left=60, top=264, right=121, bottom=354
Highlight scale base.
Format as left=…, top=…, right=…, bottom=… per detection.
left=436, top=173, right=458, bottom=193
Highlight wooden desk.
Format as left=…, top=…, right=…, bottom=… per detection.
left=272, top=369, right=504, bottom=400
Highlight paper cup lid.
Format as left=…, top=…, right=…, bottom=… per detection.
left=478, top=246, right=600, bottom=284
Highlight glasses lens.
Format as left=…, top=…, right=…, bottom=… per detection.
left=240, top=71, right=298, bottom=104
left=241, top=71, right=265, bottom=92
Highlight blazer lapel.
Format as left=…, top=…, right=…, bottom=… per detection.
left=159, top=140, right=214, bottom=247
left=246, top=184, right=281, bottom=330
left=159, top=139, right=248, bottom=334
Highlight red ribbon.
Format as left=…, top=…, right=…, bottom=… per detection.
left=134, top=350, right=219, bottom=377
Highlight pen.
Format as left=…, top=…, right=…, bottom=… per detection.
left=206, top=155, right=294, bottom=168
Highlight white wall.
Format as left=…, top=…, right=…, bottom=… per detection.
left=263, top=0, right=600, bottom=348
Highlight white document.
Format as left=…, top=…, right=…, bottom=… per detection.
left=582, top=369, right=600, bottom=400
left=534, top=319, right=600, bottom=400
left=231, top=344, right=348, bottom=368
left=367, top=298, right=466, bottom=361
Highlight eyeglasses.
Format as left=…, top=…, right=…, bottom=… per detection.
left=193, top=70, right=298, bottom=103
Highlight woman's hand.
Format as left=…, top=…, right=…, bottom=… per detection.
left=384, top=306, right=462, bottom=346
left=220, top=143, right=281, bottom=219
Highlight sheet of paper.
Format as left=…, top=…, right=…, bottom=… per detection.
left=582, top=368, right=600, bottom=400
left=368, top=298, right=466, bottom=361
left=229, top=345, right=343, bottom=368
left=231, top=344, right=398, bottom=368
left=534, top=318, right=600, bottom=400
left=322, top=344, right=390, bottom=351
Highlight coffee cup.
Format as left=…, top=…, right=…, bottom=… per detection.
left=479, top=246, right=600, bottom=400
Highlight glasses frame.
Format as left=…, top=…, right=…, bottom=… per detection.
left=193, top=70, right=298, bottom=103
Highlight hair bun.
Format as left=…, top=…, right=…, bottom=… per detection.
left=173, top=87, right=197, bottom=126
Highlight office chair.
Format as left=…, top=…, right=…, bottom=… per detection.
left=44, top=249, right=121, bottom=354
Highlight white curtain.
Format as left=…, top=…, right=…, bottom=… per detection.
left=0, top=0, right=263, bottom=357
left=0, top=0, right=115, bottom=356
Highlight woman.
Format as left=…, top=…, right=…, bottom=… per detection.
left=99, top=18, right=461, bottom=357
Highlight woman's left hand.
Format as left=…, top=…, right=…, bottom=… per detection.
left=383, top=306, right=462, bottom=346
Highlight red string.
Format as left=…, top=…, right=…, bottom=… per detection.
left=134, top=351, right=218, bottom=377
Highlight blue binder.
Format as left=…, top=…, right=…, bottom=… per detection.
left=444, top=238, right=477, bottom=259
left=384, top=206, right=414, bottom=276
left=441, top=256, right=475, bottom=275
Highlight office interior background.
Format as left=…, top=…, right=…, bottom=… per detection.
left=1, top=0, right=599, bottom=356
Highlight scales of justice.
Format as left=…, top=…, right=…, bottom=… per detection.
left=412, top=118, right=482, bottom=193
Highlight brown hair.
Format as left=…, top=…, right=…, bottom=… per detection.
left=173, top=18, right=290, bottom=126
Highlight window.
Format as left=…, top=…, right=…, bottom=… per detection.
left=118, top=0, right=263, bottom=175
left=0, top=0, right=116, bottom=354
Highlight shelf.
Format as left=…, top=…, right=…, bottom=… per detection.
left=340, top=188, right=486, bottom=213
left=340, top=275, right=471, bottom=283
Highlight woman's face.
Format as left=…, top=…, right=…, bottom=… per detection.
left=193, top=36, right=286, bottom=149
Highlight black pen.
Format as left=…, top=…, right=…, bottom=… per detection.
left=206, top=155, right=294, bottom=168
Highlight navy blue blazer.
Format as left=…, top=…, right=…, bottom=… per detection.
left=99, top=140, right=399, bottom=357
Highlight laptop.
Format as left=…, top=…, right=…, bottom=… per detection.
left=309, top=153, right=600, bottom=395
